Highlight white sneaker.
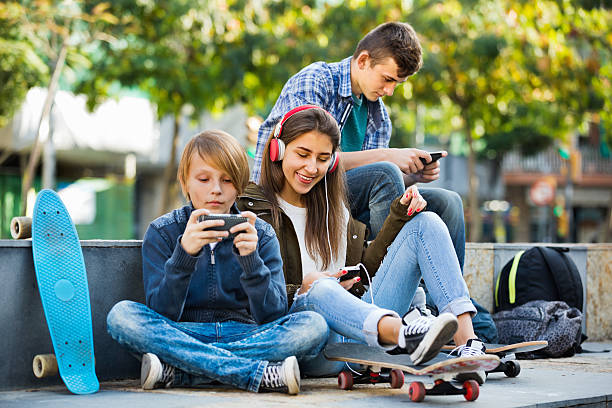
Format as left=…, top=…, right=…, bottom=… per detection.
left=449, top=339, right=487, bottom=384
left=141, top=353, right=175, bottom=390
left=398, top=307, right=458, bottom=365
left=259, top=356, right=300, bottom=395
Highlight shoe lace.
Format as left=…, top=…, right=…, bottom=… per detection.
left=160, top=364, right=175, bottom=386
left=403, top=315, right=432, bottom=336
left=262, top=364, right=283, bottom=389
left=449, top=343, right=484, bottom=358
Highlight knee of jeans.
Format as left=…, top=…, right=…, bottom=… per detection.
left=295, top=311, right=329, bottom=348
left=106, top=300, right=139, bottom=337
left=375, top=161, right=404, bottom=186
left=412, top=211, right=446, bottom=231
left=302, top=277, right=338, bottom=303
left=307, top=311, right=330, bottom=343
left=445, top=190, right=463, bottom=212
left=433, top=189, right=464, bottom=213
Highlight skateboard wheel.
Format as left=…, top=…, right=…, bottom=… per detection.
left=390, top=369, right=404, bottom=389
left=10, top=216, right=32, bottom=239
left=338, top=371, right=354, bottom=390
left=463, top=380, right=479, bottom=401
left=33, top=354, right=58, bottom=378
left=503, top=360, right=521, bottom=377
left=408, top=381, right=425, bottom=402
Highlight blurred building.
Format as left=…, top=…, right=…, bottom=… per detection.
left=502, top=132, right=612, bottom=243
left=0, top=88, right=249, bottom=239
left=2, top=88, right=610, bottom=243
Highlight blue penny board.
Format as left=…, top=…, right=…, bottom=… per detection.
left=32, top=189, right=99, bottom=394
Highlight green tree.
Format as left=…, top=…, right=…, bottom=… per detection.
left=381, top=0, right=611, bottom=241
left=1, top=1, right=118, bottom=213
left=0, top=3, right=48, bottom=130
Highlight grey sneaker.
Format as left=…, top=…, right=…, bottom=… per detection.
left=141, top=353, right=175, bottom=390
left=450, top=339, right=487, bottom=384
left=397, top=307, right=458, bottom=365
left=259, top=356, right=300, bottom=395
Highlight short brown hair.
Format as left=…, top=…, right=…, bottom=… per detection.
left=178, top=130, right=249, bottom=200
left=353, top=22, right=423, bottom=78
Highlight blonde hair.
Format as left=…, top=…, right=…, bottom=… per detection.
left=178, top=130, right=249, bottom=201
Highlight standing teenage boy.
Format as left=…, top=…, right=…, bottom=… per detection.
left=251, top=21, right=466, bottom=270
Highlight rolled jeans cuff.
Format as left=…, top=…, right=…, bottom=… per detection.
left=250, top=360, right=269, bottom=392
left=363, top=308, right=400, bottom=350
left=439, top=297, right=477, bottom=317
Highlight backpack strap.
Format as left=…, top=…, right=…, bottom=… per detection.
left=536, top=247, right=583, bottom=311
left=496, top=250, right=525, bottom=307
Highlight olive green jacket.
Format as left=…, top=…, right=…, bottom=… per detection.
left=237, top=183, right=415, bottom=305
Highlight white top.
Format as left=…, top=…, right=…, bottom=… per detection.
left=277, top=196, right=348, bottom=278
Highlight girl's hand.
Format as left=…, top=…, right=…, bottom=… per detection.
left=297, top=269, right=361, bottom=295
left=181, top=208, right=228, bottom=256
left=231, top=211, right=258, bottom=256
left=400, top=185, right=427, bottom=217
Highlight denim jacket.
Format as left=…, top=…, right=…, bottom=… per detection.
left=142, top=203, right=287, bottom=325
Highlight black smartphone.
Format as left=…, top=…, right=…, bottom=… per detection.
left=198, top=214, right=248, bottom=240
left=339, top=265, right=364, bottom=282
left=419, top=151, right=445, bottom=165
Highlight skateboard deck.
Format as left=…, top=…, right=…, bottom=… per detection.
left=442, top=341, right=548, bottom=377
left=442, top=340, right=548, bottom=354
left=32, top=189, right=99, bottom=394
left=324, top=343, right=500, bottom=402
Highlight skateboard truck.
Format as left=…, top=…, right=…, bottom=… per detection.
left=338, top=365, right=404, bottom=390
left=408, top=376, right=480, bottom=402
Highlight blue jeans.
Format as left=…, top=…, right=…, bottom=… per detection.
left=106, top=300, right=329, bottom=392
left=346, top=162, right=466, bottom=271
left=290, top=211, right=475, bottom=376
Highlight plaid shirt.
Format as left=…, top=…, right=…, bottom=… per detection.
left=251, top=56, right=392, bottom=182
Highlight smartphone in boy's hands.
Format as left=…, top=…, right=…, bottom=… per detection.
left=419, top=151, right=445, bottom=165
left=198, top=214, right=249, bottom=240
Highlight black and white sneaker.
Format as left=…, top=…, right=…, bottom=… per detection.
left=395, top=307, right=458, bottom=365
left=141, top=353, right=175, bottom=390
left=259, top=356, right=300, bottom=395
left=449, top=339, right=487, bottom=384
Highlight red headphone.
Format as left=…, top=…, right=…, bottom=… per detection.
left=269, top=105, right=339, bottom=173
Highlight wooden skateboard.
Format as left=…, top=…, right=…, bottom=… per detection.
left=12, top=189, right=99, bottom=394
left=324, top=343, right=500, bottom=402
left=442, top=341, right=548, bottom=377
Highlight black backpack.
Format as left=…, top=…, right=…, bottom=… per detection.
left=494, top=246, right=583, bottom=313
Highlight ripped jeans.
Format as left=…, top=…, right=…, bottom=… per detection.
left=290, top=211, right=475, bottom=377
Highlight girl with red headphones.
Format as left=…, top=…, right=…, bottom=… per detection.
left=237, top=106, right=486, bottom=383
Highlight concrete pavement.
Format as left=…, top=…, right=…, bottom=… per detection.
left=1, top=343, right=611, bottom=408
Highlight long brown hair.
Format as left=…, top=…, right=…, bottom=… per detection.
left=260, top=108, right=348, bottom=270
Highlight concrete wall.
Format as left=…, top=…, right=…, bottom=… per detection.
left=1, top=239, right=610, bottom=391
left=0, top=240, right=144, bottom=391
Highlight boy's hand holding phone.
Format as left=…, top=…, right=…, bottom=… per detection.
left=181, top=210, right=258, bottom=256
left=181, top=209, right=228, bottom=255
left=230, top=211, right=258, bottom=256
left=414, top=150, right=446, bottom=183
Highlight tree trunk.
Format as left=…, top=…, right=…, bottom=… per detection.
left=159, top=114, right=181, bottom=216
left=465, top=113, right=481, bottom=242
left=20, top=40, right=68, bottom=214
